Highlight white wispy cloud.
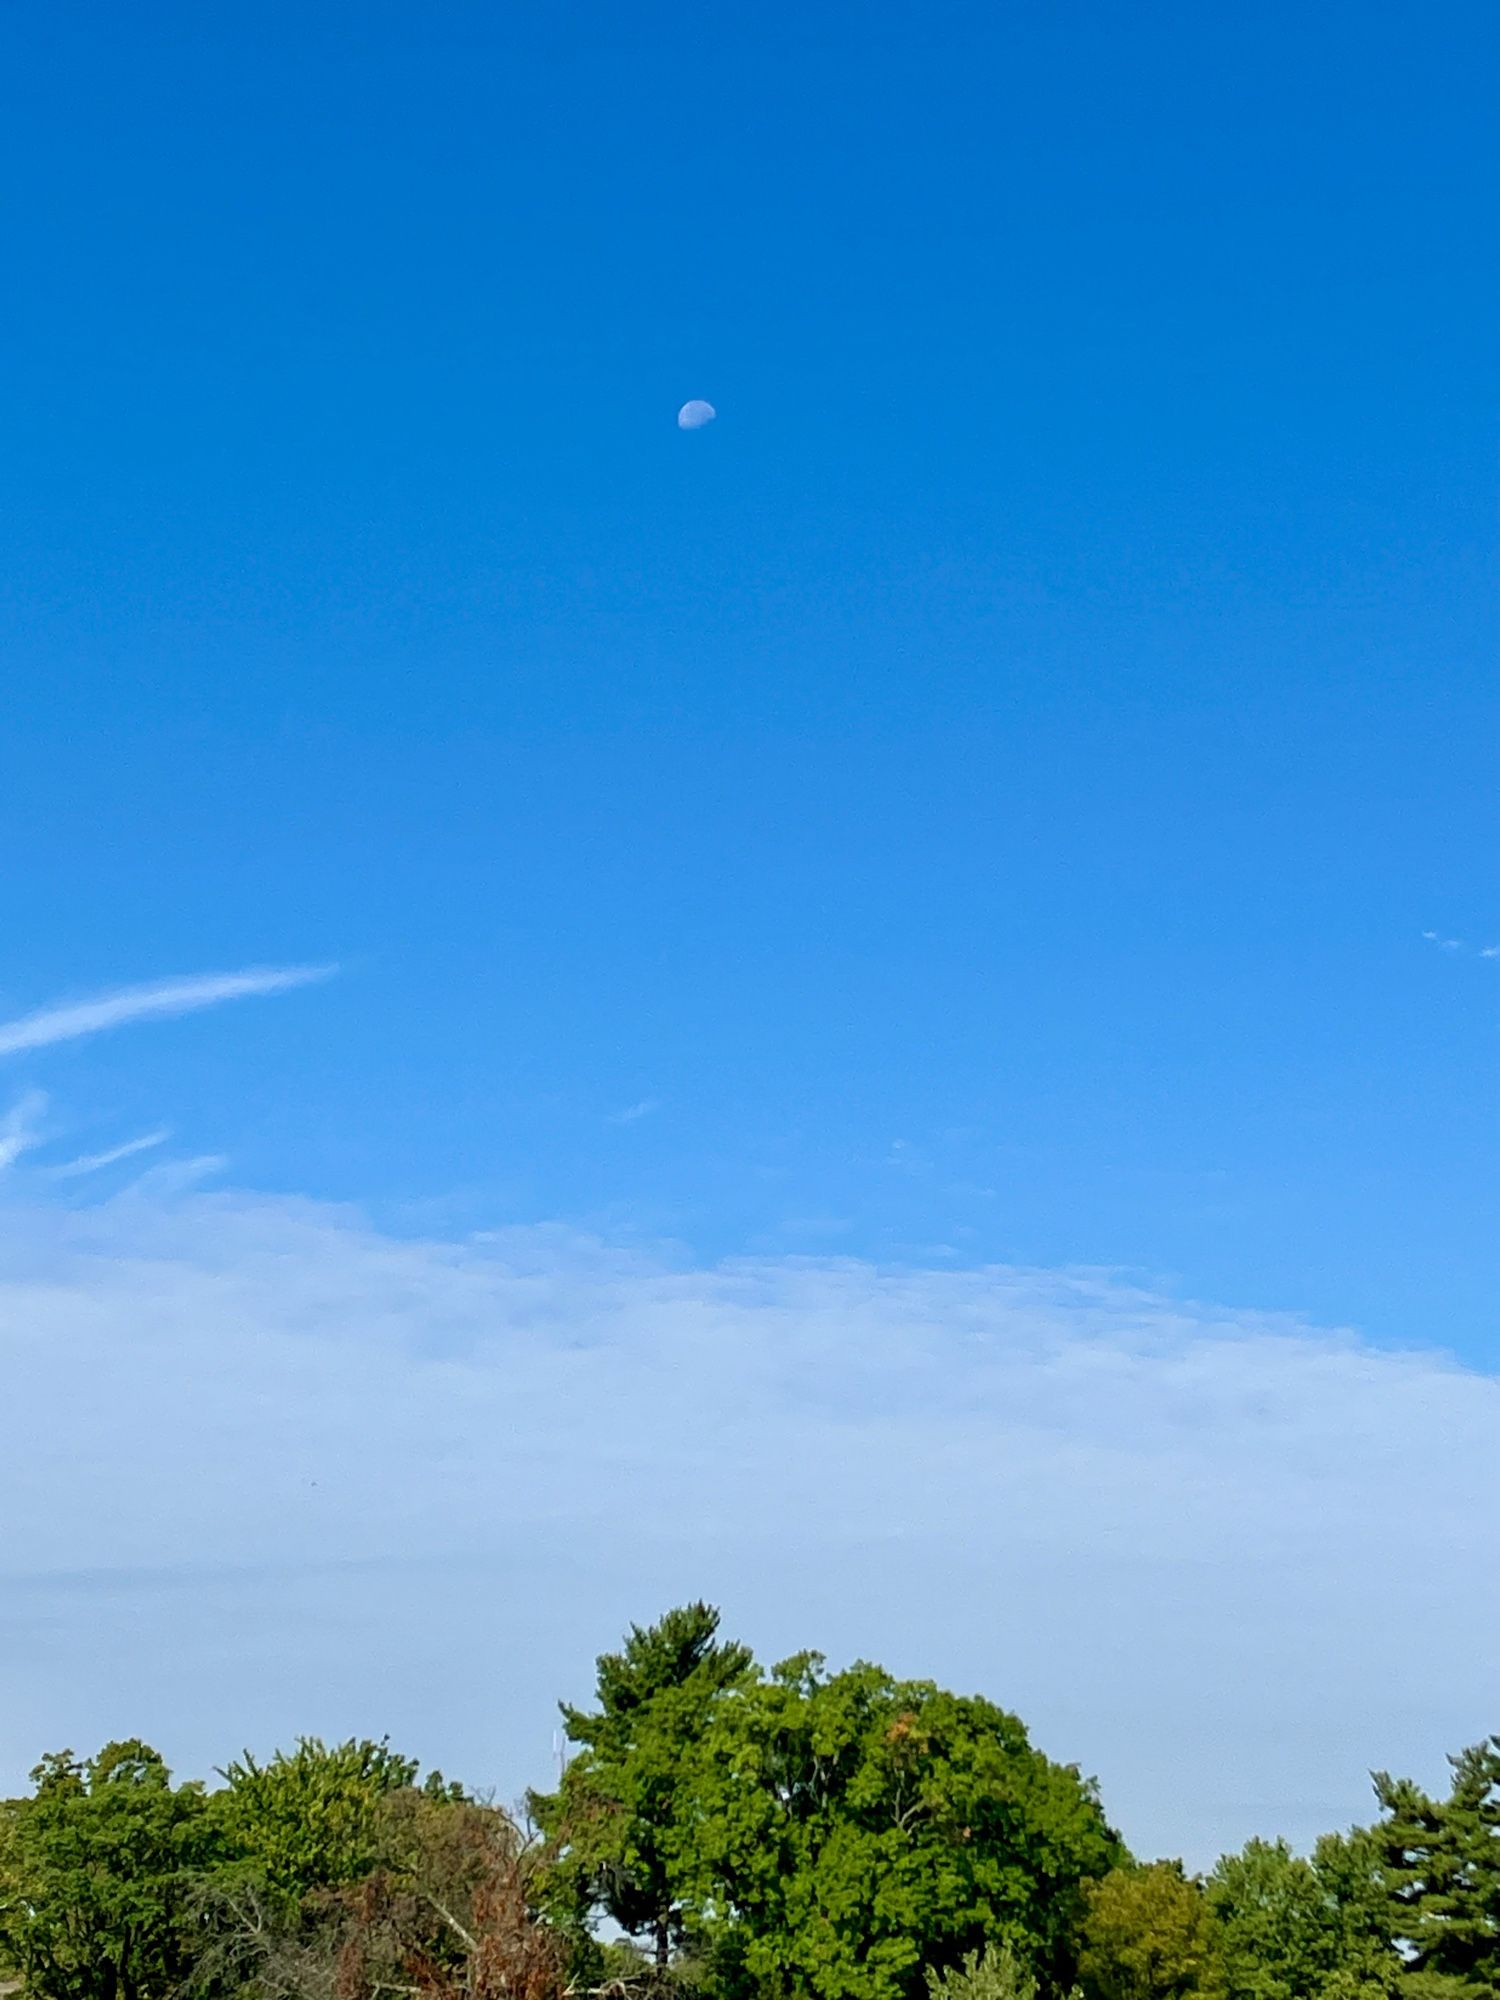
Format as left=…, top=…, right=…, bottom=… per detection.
left=1421, top=931, right=1500, bottom=958
left=0, top=965, right=335, bottom=1059
left=0, top=1090, right=47, bottom=1168
left=46, top=1129, right=171, bottom=1180
left=0, top=1179, right=1493, bottom=1867
left=607, top=1097, right=660, bottom=1125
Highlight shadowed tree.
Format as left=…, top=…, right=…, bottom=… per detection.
left=189, top=1789, right=563, bottom=2000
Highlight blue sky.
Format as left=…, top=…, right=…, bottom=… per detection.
left=1, top=0, right=1496, bottom=1859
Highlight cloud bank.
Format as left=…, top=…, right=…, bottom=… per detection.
left=1, top=1177, right=1494, bottom=1867
left=0, top=965, right=334, bottom=1059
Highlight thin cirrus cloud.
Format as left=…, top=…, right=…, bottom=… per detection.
left=46, top=1129, right=171, bottom=1180
left=0, top=1089, right=47, bottom=1169
left=0, top=965, right=335, bottom=1060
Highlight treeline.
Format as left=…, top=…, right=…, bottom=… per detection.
left=1, top=1606, right=1495, bottom=2000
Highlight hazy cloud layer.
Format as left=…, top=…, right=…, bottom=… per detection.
left=1, top=1179, right=1494, bottom=1865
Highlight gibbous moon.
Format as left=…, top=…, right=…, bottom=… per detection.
left=677, top=400, right=716, bottom=430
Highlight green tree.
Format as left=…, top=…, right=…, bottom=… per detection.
left=1208, top=1839, right=1331, bottom=2000
left=925, top=1943, right=1037, bottom=2000
left=211, top=1737, right=428, bottom=1919
left=1312, top=1829, right=1404, bottom=2000
left=189, top=1787, right=562, bottom=2000
left=1372, top=1739, right=1500, bottom=2000
left=530, top=1603, right=755, bottom=1968
left=1208, top=1833, right=1398, bottom=2000
left=1077, top=1863, right=1227, bottom=2000
left=666, top=1651, right=1123, bottom=2000
left=0, top=1742, right=219, bottom=2000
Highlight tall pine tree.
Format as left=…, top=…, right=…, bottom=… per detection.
left=1373, top=1738, right=1500, bottom=2000
left=529, top=1603, right=755, bottom=1968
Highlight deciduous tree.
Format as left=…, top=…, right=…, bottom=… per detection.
left=667, top=1652, right=1123, bottom=2000
left=1208, top=1833, right=1398, bottom=2000
left=0, top=1742, right=218, bottom=2000
left=924, top=1944, right=1037, bottom=2000
left=212, top=1738, right=437, bottom=1918
left=1077, top=1863, right=1227, bottom=2000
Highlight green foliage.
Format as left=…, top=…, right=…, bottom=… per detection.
left=1077, top=1863, right=1228, bottom=2000
left=665, top=1648, right=1123, bottom=2000
left=0, top=1742, right=219, bottom=2000
left=1371, top=1738, right=1500, bottom=2000
left=1208, top=1831, right=1399, bottom=2000
left=530, top=1603, right=755, bottom=1965
left=532, top=1608, right=1120, bottom=2000
left=0, top=1611, right=1492, bottom=2000
left=1309, top=1830, right=1405, bottom=2000
left=190, top=1786, right=560, bottom=2000
left=1208, top=1838, right=1329, bottom=2000
left=212, top=1736, right=422, bottom=1917
left=924, top=1943, right=1038, bottom=2000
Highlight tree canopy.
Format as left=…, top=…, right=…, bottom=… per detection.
left=1207, top=1831, right=1397, bottom=2000
left=660, top=1649, right=1122, bottom=2000
left=213, top=1736, right=432, bottom=1917
left=0, top=1608, right=1492, bottom=2000
left=0, top=1742, right=218, bottom=2000
left=1076, top=1862, right=1227, bottom=2000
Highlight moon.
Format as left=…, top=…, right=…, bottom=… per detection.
left=677, top=399, right=716, bottom=430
